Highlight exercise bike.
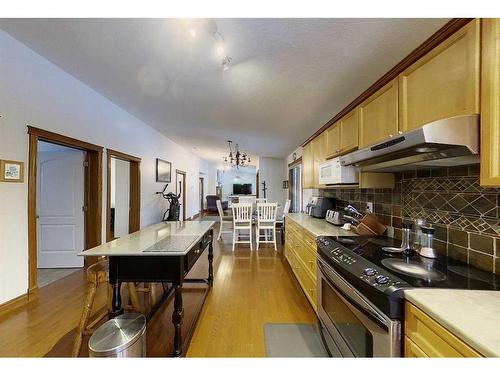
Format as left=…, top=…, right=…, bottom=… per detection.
left=156, top=184, right=181, bottom=221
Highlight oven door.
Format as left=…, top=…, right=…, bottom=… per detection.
left=317, top=257, right=401, bottom=357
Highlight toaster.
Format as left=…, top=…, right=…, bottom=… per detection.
left=325, top=210, right=344, bottom=226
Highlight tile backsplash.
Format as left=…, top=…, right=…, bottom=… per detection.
left=320, top=164, right=500, bottom=274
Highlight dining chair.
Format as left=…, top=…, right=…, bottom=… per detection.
left=216, top=199, right=233, bottom=241
left=239, top=196, right=256, bottom=205
left=276, top=199, right=291, bottom=244
left=256, top=203, right=278, bottom=251
left=231, top=203, right=253, bottom=251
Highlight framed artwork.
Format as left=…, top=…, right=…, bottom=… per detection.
left=282, top=180, right=289, bottom=189
left=0, top=160, right=24, bottom=183
left=156, top=158, right=172, bottom=183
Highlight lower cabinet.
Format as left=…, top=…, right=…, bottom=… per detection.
left=404, top=302, right=481, bottom=357
left=284, top=220, right=317, bottom=312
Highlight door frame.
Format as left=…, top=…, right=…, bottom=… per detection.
left=27, top=126, right=103, bottom=293
left=106, top=149, right=141, bottom=242
left=288, top=157, right=302, bottom=213
left=199, top=176, right=204, bottom=216
left=176, top=169, right=187, bottom=221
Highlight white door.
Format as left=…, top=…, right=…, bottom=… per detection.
left=176, top=171, right=185, bottom=221
left=37, top=148, right=85, bottom=268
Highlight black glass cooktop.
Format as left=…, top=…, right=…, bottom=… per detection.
left=324, top=235, right=500, bottom=290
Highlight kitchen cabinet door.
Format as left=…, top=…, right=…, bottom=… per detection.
left=480, top=18, right=500, bottom=187
left=399, top=19, right=480, bottom=132
left=359, top=79, right=399, bottom=148
left=325, top=122, right=340, bottom=158
left=339, top=109, right=359, bottom=153
left=312, top=132, right=327, bottom=188
left=302, top=142, right=314, bottom=189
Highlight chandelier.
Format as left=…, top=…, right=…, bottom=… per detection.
left=223, top=140, right=251, bottom=169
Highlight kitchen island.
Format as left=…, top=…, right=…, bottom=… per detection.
left=80, top=220, right=215, bottom=357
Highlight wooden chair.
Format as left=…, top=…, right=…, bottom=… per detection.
left=72, top=259, right=144, bottom=357
left=231, top=203, right=253, bottom=251
left=216, top=199, right=233, bottom=240
left=256, top=203, right=278, bottom=251
left=72, top=259, right=110, bottom=357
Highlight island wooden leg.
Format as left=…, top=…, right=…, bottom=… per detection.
left=208, top=229, right=214, bottom=287
left=172, top=283, right=184, bottom=357
left=110, top=281, right=123, bottom=318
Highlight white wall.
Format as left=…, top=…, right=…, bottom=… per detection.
left=218, top=167, right=256, bottom=200
left=0, top=30, right=216, bottom=304
left=258, top=157, right=286, bottom=209
left=112, top=158, right=131, bottom=238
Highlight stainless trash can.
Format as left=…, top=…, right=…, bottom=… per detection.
left=89, top=313, right=146, bottom=357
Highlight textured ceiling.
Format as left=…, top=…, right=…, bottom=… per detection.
left=0, top=18, right=448, bottom=162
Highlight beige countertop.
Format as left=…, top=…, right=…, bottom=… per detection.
left=79, top=221, right=215, bottom=256
left=404, top=289, right=500, bottom=357
left=285, top=213, right=357, bottom=237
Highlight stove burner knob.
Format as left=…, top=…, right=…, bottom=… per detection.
left=375, top=275, right=389, bottom=285
left=363, top=268, right=376, bottom=276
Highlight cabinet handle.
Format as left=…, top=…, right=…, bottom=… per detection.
left=309, top=288, right=316, bottom=293
left=389, top=134, right=394, bottom=138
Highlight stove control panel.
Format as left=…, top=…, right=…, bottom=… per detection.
left=317, top=236, right=408, bottom=292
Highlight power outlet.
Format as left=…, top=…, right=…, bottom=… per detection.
left=366, top=202, right=374, bottom=213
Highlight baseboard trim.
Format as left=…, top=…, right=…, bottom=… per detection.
left=0, top=293, right=28, bottom=317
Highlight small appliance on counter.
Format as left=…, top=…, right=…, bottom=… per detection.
left=325, top=210, right=345, bottom=226
left=305, top=197, right=335, bottom=219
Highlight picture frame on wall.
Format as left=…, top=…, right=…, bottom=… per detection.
left=282, top=180, right=289, bottom=189
left=0, top=160, right=24, bottom=183
left=156, top=158, right=172, bottom=183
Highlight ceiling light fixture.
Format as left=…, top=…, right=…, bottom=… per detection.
left=222, top=56, right=232, bottom=71
left=223, top=140, right=250, bottom=169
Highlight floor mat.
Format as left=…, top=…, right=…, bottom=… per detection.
left=264, top=323, right=328, bottom=357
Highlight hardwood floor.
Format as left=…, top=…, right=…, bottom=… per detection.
left=0, top=223, right=316, bottom=357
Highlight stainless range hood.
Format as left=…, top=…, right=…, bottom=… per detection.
left=340, top=115, right=480, bottom=172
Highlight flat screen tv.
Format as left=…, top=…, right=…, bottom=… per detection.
left=233, top=183, right=252, bottom=195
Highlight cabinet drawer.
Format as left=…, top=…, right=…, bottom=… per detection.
left=404, top=336, right=428, bottom=358
left=405, top=302, right=481, bottom=357
left=292, top=240, right=317, bottom=279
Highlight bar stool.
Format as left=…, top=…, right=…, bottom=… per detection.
left=72, top=260, right=145, bottom=357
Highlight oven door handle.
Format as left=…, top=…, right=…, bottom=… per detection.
left=317, top=257, right=390, bottom=327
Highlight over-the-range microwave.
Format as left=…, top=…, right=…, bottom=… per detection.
left=318, top=157, right=358, bottom=185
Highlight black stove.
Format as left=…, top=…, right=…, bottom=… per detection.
left=317, top=235, right=500, bottom=319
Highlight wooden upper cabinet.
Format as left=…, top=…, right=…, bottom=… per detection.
left=359, top=79, right=399, bottom=148
left=480, top=18, right=500, bottom=187
left=312, top=132, right=327, bottom=187
left=325, top=122, right=340, bottom=158
left=399, top=19, right=480, bottom=132
left=302, top=142, right=314, bottom=189
left=339, top=109, right=359, bottom=153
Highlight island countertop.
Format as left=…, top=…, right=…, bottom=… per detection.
left=285, top=213, right=357, bottom=237
left=79, top=221, right=215, bottom=257
left=404, top=289, right=500, bottom=357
